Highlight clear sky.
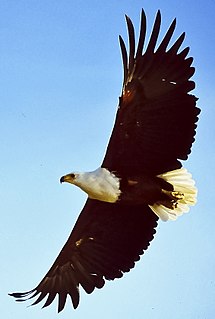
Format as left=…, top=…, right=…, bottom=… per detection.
left=1, top=0, right=215, bottom=318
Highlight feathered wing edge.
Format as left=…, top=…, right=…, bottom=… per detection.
left=9, top=244, right=106, bottom=312
left=119, top=9, right=191, bottom=88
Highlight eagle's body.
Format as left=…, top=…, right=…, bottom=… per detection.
left=61, top=167, right=196, bottom=221
left=9, top=9, right=200, bottom=313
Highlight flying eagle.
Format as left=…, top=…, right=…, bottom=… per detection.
left=9, top=9, right=200, bottom=312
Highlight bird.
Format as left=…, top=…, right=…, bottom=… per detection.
left=9, top=9, right=200, bottom=313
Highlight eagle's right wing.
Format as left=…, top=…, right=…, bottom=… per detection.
left=10, top=199, right=158, bottom=312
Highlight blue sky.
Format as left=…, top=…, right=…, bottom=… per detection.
left=1, top=0, right=215, bottom=318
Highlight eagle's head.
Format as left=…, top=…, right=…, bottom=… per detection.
left=60, top=173, right=77, bottom=184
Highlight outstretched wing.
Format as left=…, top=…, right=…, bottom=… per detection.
left=10, top=200, right=158, bottom=312
left=102, top=10, right=200, bottom=175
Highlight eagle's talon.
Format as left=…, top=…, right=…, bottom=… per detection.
left=162, top=189, right=184, bottom=201
left=172, top=191, right=184, bottom=200
left=159, top=190, right=185, bottom=209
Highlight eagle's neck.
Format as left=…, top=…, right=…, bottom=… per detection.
left=74, top=168, right=121, bottom=203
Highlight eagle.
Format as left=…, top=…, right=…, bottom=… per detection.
left=9, top=9, right=200, bottom=313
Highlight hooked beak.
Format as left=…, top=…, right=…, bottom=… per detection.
left=60, top=173, right=75, bottom=184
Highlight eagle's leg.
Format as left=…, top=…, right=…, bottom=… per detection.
left=158, top=189, right=184, bottom=209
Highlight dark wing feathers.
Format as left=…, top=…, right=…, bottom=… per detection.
left=156, top=18, right=176, bottom=54
left=125, top=15, right=135, bottom=72
left=145, top=10, right=161, bottom=55
left=136, top=10, right=146, bottom=58
left=102, top=10, right=200, bottom=175
left=10, top=200, right=158, bottom=312
left=10, top=10, right=199, bottom=312
left=119, top=35, right=128, bottom=84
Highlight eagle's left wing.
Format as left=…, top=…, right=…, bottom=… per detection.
left=102, top=10, right=200, bottom=176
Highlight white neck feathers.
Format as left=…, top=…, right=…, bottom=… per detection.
left=73, top=168, right=121, bottom=203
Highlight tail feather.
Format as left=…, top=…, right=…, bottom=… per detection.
left=149, top=168, right=197, bottom=221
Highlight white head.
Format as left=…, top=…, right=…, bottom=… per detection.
left=60, top=173, right=78, bottom=185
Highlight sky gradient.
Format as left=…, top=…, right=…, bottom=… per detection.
left=1, top=1, right=215, bottom=318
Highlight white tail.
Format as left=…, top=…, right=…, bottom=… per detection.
left=149, top=168, right=197, bottom=221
